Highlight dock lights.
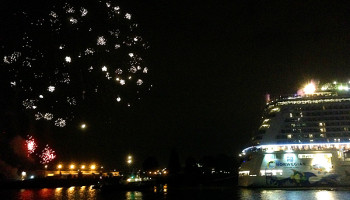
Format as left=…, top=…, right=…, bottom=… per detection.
left=70, top=164, right=75, bottom=170
left=81, top=165, right=85, bottom=169
left=57, top=164, right=62, bottom=169
left=90, top=165, right=96, bottom=170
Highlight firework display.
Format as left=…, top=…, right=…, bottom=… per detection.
left=25, top=135, right=38, bottom=157
left=39, top=144, right=56, bottom=164
left=3, top=0, right=151, bottom=127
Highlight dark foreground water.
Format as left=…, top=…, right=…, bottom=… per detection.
left=1, top=186, right=350, bottom=200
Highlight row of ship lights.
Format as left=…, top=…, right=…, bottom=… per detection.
left=240, top=142, right=350, bottom=157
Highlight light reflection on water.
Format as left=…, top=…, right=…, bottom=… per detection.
left=2, top=186, right=350, bottom=200
left=240, top=188, right=345, bottom=200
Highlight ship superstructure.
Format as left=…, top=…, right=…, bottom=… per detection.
left=238, top=81, right=350, bottom=187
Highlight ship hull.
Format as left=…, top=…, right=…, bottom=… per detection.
left=238, top=150, right=350, bottom=187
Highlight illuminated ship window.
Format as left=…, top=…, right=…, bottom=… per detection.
left=287, top=134, right=292, bottom=139
left=320, top=128, right=326, bottom=133
left=270, top=107, right=280, bottom=113
left=260, top=124, right=270, bottom=129
left=260, top=170, right=283, bottom=176
left=263, top=119, right=270, bottom=123
left=290, top=113, right=293, bottom=118
left=239, top=171, right=250, bottom=176
left=309, top=134, right=313, bottom=138
left=320, top=133, right=325, bottom=138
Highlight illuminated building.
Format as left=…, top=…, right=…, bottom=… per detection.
left=239, top=81, right=350, bottom=187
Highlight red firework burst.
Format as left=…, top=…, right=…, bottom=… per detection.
left=39, top=145, right=56, bottom=164
left=25, top=135, right=37, bottom=157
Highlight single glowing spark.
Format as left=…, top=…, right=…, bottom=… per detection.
left=125, top=13, right=131, bottom=20
left=115, top=44, right=121, bottom=49
left=102, top=66, right=108, bottom=71
left=88, top=66, right=94, bottom=72
left=48, top=86, right=55, bottom=92
left=143, top=67, right=148, bottom=73
left=128, top=53, right=134, bottom=57
left=120, top=79, right=125, bottom=85
left=136, top=79, right=143, bottom=85
left=65, top=56, right=71, bottom=63
left=116, top=97, right=121, bottom=102
left=80, top=8, right=88, bottom=16
left=69, top=18, right=78, bottom=24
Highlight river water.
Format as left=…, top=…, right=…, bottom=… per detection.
left=1, top=185, right=350, bottom=200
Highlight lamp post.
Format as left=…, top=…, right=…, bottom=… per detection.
left=127, top=155, right=133, bottom=176
left=58, top=164, right=62, bottom=177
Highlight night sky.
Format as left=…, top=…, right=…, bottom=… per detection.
left=1, top=1, right=350, bottom=169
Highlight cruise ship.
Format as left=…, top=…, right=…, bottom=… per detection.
left=238, top=81, right=350, bottom=187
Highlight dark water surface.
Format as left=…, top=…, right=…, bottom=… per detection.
left=1, top=185, right=350, bottom=200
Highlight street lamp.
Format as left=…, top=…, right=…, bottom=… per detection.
left=127, top=155, right=132, bottom=165
left=58, top=164, right=63, bottom=176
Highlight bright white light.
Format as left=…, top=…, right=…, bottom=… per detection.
left=125, top=13, right=131, bottom=19
left=81, top=123, right=86, bottom=129
left=39, top=95, right=44, bottom=98
left=80, top=8, right=88, bottom=16
left=116, top=97, right=121, bottom=102
left=97, top=36, right=106, bottom=45
left=102, top=66, right=107, bottom=71
left=303, top=82, right=316, bottom=94
left=65, top=56, right=71, bottom=63
left=136, top=79, right=143, bottom=85
left=48, top=86, right=55, bottom=92
left=316, top=191, right=334, bottom=200
left=128, top=53, right=134, bottom=57
left=69, top=18, right=78, bottom=24
left=21, top=171, right=26, bottom=176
